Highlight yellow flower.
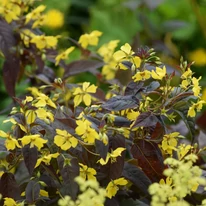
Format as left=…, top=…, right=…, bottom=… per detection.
left=181, top=68, right=193, bottom=79
left=159, top=177, right=173, bottom=186
left=30, top=35, right=59, bottom=49
left=0, top=2, right=21, bottom=23
left=188, top=48, right=206, bottom=66
left=3, top=197, right=23, bottom=206
left=55, top=46, right=75, bottom=65
left=177, top=144, right=192, bottom=160
left=192, top=77, right=201, bottom=97
left=75, top=119, right=99, bottom=144
left=35, top=108, right=54, bottom=123
left=126, top=110, right=140, bottom=121
left=20, top=134, right=47, bottom=150
left=35, top=152, right=59, bottom=168
left=106, top=177, right=128, bottom=199
left=0, top=130, right=21, bottom=150
left=161, top=132, right=179, bottom=155
left=113, top=43, right=134, bottom=61
left=25, top=5, right=46, bottom=24
left=44, top=9, right=64, bottom=29
left=201, top=88, right=206, bottom=101
left=54, top=129, right=78, bottom=150
left=151, top=66, right=166, bottom=80
left=33, top=92, right=56, bottom=108
left=73, top=82, right=97, bottom=107
left=187, top=100, right=205, bottom=117
left=78, top=30, right=102, bottom=48
left=132, top=70, right=151, bottom=81
left=79, top=163, right=97, bottom=180
left=98, top=147, right=126, bottom=165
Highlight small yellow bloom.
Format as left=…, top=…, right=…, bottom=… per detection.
left=73, top=82, right=97, bottom=107
left=181, top=68, right=193, bottom=79
left=3, top=197, right=22, bottom=206
left=132, top=70, right=151, bottom=81
left=75, top=119, right=99, bottom=144
left=151, top=66, right=166, bottom=80
left=30, top=35, right=59, bottom=50
left=44, top=9, right=64, bottom=29
left=25, top=5, right=46, bottom=24
left=78, top=30, right=102, bottom=48
left=98, top=147, right=126, bottom=165
left=113, top=43, right=134, bottom=61
left=35, top=152, right=59, bottom=168
left=0, top=130, right=21, bottom=150
left=54, top=129, right=78, bottom=150
left=192, top=77, right=201, bottom=97
left=106, top=177, right=128, bottom=199
left=55, top=46, right=75, bottom=65
left=161, top=132, right=179, bottom=155
left=20, top=134, right=47, bottom=150
left=187, top=100, right=205, bottom=117
left=127, top=110, right=140, bottom=121
left=79, top=163, right=97, bottom=180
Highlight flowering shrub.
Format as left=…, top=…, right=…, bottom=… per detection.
left=0, top=1, right=206, bottom=206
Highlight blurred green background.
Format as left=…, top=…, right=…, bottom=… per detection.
left=0, top=0, right=206, bottom=130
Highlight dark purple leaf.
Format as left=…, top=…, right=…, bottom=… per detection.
left=124, top=81, right=144, bottom=96
left=122, top=162, right=151, bottom=197
left=95, top=139, right=109, bottom=160
left=100, top=134, right=126, bottom=180
left=131, top=140, right=164, bottom=182
left=63, top=59, right=104, bottom=79
left=132, top=112, right=159, bottom=129
left=25, top=180, right=40, bottom=204
left=0, top=172, right=20, bottom=199
left=58, top=157, right=79, bottom=200
left=102, top=95, right=139, bottom=111
left=22, top=145, right=38, bottom=175
left=0, top=18, right=16, bottom=56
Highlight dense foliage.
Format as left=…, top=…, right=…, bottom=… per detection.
left=0, top=0, right=206, bottom=206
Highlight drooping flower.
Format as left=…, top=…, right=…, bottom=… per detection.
left=35, top=152, right=59, bottom=168
left=0, top=130, right=21, bottom=150
left=78, top=30, right=102, bottom=48
left=55, top=46, right=75, bottom=65
left=187, top=100, right=205, bottom=117
left=98, top=147, right=126, bottom=165
left=106, top=177, right=128, bottom=199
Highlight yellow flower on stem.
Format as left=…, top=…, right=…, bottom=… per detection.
left=3, top=197, right=23, bottom=206
left=20, top=134, right=47, bottom=150
left=151, top=66, right=166, bottom=80
left=177, top=144, right=192, bottom=160
left=25, top=5, right=46, bottom=24
left=30, top=35, right=59, bottom=49
left=0, top=130, right=21, bottom=150
left=79, top=163, right=97, bottom=180
left=78, top=30, right=102, bottom=48
left=75, top=119, right=99, bottom=144
left=113, top=43, right=134, bottom=61
left=161, top=132, right=179, bottom=155
left=132, top=70, right=151, bottom=81
left=98, top=147, right=126, bottom=165
left=187, top=100, right=205, bottom=117
left=55, top=46, right=75, bottom=65
left=54, top=129, right=78, bottom=150
left=106, top=177, right=128, bottom=199
left=73, top=82, right=97, bottom=107
left=35, top=152, right=59, bottom=168
left=33, top=92, right=56, bottom=108
left=192, top=77, right=201, bottom=97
